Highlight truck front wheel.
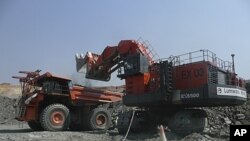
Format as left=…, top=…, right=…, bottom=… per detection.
left=40, top=104, right=71, bottom=131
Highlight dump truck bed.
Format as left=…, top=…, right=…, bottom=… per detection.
left=70, top=85, right=123, bottom=105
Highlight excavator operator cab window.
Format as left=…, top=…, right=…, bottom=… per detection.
left=123, top=54, right=149, bottom=76
left=124, top=62, right=133, bottom=70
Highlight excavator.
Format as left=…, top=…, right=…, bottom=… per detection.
left=75, top=39, right=247, bottom=134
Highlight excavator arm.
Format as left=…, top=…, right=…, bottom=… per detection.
left=75, top=40, right=154, bottom=81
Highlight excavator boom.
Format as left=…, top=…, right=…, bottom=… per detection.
left=75, top=40, right=154, bottom=81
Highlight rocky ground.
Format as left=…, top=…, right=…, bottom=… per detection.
left=0, top=96, right=18, bottom=125
left=0, top=84, right=250, bottom=141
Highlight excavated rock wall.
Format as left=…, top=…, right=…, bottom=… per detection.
left=0, top=96, right=18, bottom=125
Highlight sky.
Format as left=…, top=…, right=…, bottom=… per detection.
left=0, top=0, right=250, bottom=86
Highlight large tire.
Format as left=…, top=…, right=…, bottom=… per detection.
left=117, top=110, right=150, bottom=134
left=27, top=121, right=43, bottom=131
left=117, top=111, right=132, bottom=134
left=87, top=108, right=111, bottom=130
left=40, top=104, right=71, bottom=131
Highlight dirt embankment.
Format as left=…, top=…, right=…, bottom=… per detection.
left=0, top=83, right=21, bottom=125
left=0, top=83, right=21, bottom=99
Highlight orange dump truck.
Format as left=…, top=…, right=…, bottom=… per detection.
left=13, top=70, right=122, bottom=131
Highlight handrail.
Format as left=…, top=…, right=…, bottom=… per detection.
left=160, top=49, right=233, bottom=72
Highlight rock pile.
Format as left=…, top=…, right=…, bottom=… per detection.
left=0, top=96, right=17, bottom=125
left=199, top=100, right=250, bottom=140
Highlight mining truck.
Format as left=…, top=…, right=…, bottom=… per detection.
left=13, top=70, right=122, bottom=131
left=75, top=39, right=247, bottom=134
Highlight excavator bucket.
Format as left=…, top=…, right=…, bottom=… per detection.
left=75, top=53, right=88, bottom=73
left=75, top=52, right=98, bottom=73
left=75, top=51, right=111, bottom=81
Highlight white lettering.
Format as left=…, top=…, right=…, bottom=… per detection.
left=234, top=129, right=241, bottom=136
left=242, top=129, right=247, bottom=136
left=181, top=93, right=199, bottom=99
left=217, top=87, right=247, bottom=98
left=234, top=129, right=247, bottom=136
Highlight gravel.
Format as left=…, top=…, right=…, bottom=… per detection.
left=0, top=96, right=18, bottom=125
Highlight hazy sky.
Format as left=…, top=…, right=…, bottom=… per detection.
left=1, top=0, right=250, bottom=85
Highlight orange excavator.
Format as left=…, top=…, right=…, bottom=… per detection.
left=76, top=39, right=247, bottom=134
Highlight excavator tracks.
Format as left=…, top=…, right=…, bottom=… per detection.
left=117, top=109, right=208, bottom=135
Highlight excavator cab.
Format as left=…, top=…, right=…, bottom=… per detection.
left=118, top=53, right=149, bottom=78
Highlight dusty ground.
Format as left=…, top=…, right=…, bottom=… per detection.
left=0, top=122, right=229, bottom=141
left=0, top=84, right=250, bottom=141
left=0, top=124, right=162, bottom=141
left=0, top=123, right=226, bottom=141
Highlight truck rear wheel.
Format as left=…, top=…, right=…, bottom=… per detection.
left=87, top=108, right=111, bottom=130
left=40, top=104, right=71, bottom=131
left=27, top=121, right=43, bottom=131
